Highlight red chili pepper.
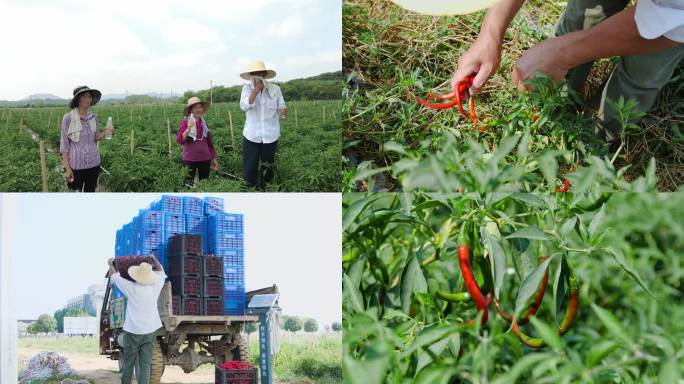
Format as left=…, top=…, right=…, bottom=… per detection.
left=417, top=74, right=478, bottom=131
left=458, top=244, right=489, bottom=325
left=556, top=178, right=571, bottom=193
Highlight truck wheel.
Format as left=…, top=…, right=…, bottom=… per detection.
left=149, top=338, right=165, bottom=384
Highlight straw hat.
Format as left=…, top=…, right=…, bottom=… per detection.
left=69, top=85, right=102, bottom=109
left=128, top=262, right=158, bottom=285
left=240, top=60, right=277, bottom=80
left=183, top=96, right=209, bottom=116
left=389, top=0, right=500, bottom=15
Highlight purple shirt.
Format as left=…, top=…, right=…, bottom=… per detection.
left=60, top=112, right=101, bottom=170
left=176, top=117, right=217, bottom=162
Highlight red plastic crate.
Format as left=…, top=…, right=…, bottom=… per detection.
left=203, top=277, right=224, bottom=298
left=204, top=298, right=224, bottom=316
left=168, top=254, right=201, bottom=276
left=172, top=296, right=202, bottom=316
left=169, top=275, right=201, bottom=297
left=114, top=256, right=154, bottom=282
left=203, top=256, right=224, bottom=277
left=215, top=366, right=257, bottom=384
left=168, top=234, right=202, bottom=255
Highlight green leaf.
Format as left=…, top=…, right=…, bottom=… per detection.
left=605, top=247, right=656, bottom=298
left=491, top=353, right=553, bottom=384
left=585, top=340, right=621, bottom=368
left=514, top=257, right=553, bottom=319
left=343, top=273, right=364, bottom=313
left=401, top=323, right=459, bottom=357
left=529, top=317, right=562, bottom=350
left=343, top=349, right=389, bottom=384
left=414, top=365, right=458, bottom=384
left=510, top=193, right=545, bottom=207
left=486, top=232, right=506, bottom=299
left=415, top=337, right=450, bottom=374
left=506, top=226, right=552, bottom=241
left=559, top=216, right=577, bottom=236
left=401, top=255, right=428, bottom=314
left=343, top=194, right=382, bottom=233
left=659, top=359, right=680, bottom=384
left=588, top=203, right=605, bottom=237
left=591, top=303, right=634, bottom=346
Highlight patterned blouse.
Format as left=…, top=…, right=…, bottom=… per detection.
left=60, top=112, right=101, bottom=170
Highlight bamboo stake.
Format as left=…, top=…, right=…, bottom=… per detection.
left=6, top=110, right=10, bottom=131
left=323, top=106, right=326, bottom=124
left=295, top=108, right=298, bottom=129
left=167, top=118, right=172, bottom=159
left=130, top=128, right=135, bottom=156
left=39, top=141, right=48, bottom=192
left=228, top=111, right=235, bottom=147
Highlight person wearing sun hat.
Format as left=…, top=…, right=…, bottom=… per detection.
left=176, top=96, right=219, bottom=187
left=418, top=0, right=683, bottom=148
left=108, top=255, right=167, bottom=384
left=239, top=60, right=288, bottom=190
left=59, top=85, right=113, bottom=192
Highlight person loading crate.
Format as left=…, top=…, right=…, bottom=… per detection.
left=108, top=255, right=167, bottom=384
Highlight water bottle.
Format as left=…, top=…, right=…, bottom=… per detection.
left=105, top=117, right=113, bottom=140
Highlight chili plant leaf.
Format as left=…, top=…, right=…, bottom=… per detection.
left=343, top=194, right=382, bottom=233
left=401, top=255, right=428, bottom=314
left=591, top=303, right=634, bottom=347
left=588, top=203, right=606, bottom=237
left=506, top=226, right=552, bottom=241
left=401, top=323, right=460, bottom=357
left=514, top=256, right=553, bottom=319
left=605, top=246, right=656, bottom=298
left=343, top=273, right=365, bottom=314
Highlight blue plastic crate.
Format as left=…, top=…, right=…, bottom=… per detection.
left=185, top=215, right=208, bottom=254
left=203, top=197, right=224, bottom=215
left=183, top=197, right=204, bottom=216
left=208, top=213, right=244, bottom=233
left=139, top=209, right=163, bottom=227
left=163, top=213, right=186, bottom=240
left=151, top=195, right=183, bottom=214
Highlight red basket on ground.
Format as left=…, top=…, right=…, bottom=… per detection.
left=203, top=298, right=224, bottom=316
left=114, top=256, right=154, bottom=282
left=172, top=296, right=202, bottom=316
left=169, top=275, right=201, bottom=297
left=215, top=362, right=257, bottom=384
left=203, top=277, right=224, bottom=298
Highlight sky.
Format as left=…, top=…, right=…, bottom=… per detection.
left=0, top=0, right=342, bottom=100
left=2, top=193, right=342, bottom=328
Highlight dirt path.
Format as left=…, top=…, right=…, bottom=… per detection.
left=20, top=347, right=217, bottom=384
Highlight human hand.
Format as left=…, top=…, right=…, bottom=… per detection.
left=451, top=34, right=503, bottom=95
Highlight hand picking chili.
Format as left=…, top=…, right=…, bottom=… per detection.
left=417, top=73, right=480, bottom=131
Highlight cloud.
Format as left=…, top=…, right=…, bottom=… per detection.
left=0, top=0, right=341, bottom=100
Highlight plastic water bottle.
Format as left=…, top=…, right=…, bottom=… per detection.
left=105, top=117, right=113, bottom=140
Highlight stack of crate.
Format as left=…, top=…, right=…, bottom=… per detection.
left=113, top=195, right=246, bottom=315
left=168, top=234, right=203, bottom=315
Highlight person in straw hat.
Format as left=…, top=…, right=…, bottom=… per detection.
left=239, top=60, right=288, bottom=189
left=108, top=256, right=167, bottom=384
left=177, top=96, right=219, bottom=187
left=60, top=85, right=113, bottom=192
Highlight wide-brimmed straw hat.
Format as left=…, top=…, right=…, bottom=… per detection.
left=240, top=60, right=277, bottom=80
left=183, top=96, right=209, bottom=116
left=389, top=0, right=500, bottom=15
left=128, top=262, right=158, bottom=285
left=69, top=85, right=102, bottom=109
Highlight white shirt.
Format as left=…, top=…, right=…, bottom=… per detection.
left=111, top=271, right=167, bottom=335
left=635, top=0, right=684, bottom=43
left=240, top=82, right=286, bottom=144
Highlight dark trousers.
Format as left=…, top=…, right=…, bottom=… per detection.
left=120, top=331, right=156, bottom=384
left=184, top=160, right=211, bottom=184
left=242, top=137, right=278, bottom=189
left=68, top=164, right=100, bottom=192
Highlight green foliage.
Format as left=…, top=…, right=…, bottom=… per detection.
left=342, top=192, right=684, bottom=383
left=284, top=316, right=303, bottom=334
left=332, top=322, right=342, bottom=332
left=33, top=314, right=57, bottom=335
left=1, top=100, right=341, bottom=191
left=304, top=318, right=319, bottom=333
left=244, top=322, right=257, bottom=335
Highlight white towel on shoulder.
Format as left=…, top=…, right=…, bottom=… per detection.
left=67, top=108, right=96, bottom=142
left=187, top=114, right=208, bottom=141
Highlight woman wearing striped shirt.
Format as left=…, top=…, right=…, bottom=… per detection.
left=60, top=86, right=113, bottom=192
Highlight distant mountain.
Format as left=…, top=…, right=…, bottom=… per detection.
left=102, top=92, right=181, bottom=101
left=20, top=94, right=67, bottom=102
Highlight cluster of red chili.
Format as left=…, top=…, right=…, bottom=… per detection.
left=219, top=361, right=256, bottom=370
left=417, top=73, right=481, bottom=131
left=449, top=237, right=578, bottom=348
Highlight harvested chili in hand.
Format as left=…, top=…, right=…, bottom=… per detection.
left=417, top=73, right=480, bottom=131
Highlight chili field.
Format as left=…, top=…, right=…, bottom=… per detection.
left=0, top=99, right=341, bottom=192
left=343, top=0, right=684, bottom=192
left=343, top=192, right=684, bottom=383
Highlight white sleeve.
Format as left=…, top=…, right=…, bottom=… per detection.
left=277, top=87, right=286, bottom=110
left=111, top=273, right=135, bottom=298
left=635, top=0, right=684, bottom=42
left=240, top=84, right=255, bottom=112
